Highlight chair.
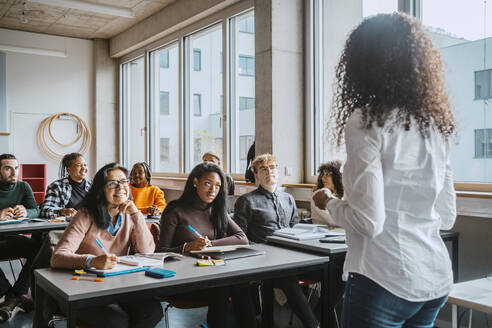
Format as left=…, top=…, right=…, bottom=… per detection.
left=147, top=222, right=160, bottom=252
left=288, top=279, right=319, bottom=326
left=160, top=298, right=209, bottom=328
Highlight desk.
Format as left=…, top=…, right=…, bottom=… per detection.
left=0, top=220, right=68, bottom=236
left=34, top=244, right=330, bottom=328
left=267, top=230, right=459, bottom=327
left=448, top=278, right=492, bottom=328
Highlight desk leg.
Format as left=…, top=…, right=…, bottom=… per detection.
left=452, top=304, right=458, bottom=328
left=261, top=280, right=273, bottom=328
left=33, top=281, right=43, bottom=328
left=320, top=262, right=330, bottom=328
left=452, top=236, right=459, bottom=282
left=67, top=305, right=77, bottom=328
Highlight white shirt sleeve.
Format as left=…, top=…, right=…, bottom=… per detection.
left=436, top=155, right=456, bottom=230
left=326, top=116, right=386, bottom=238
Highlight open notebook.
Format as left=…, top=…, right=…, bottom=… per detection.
left=273, top=223, right=345, bottom=240
left=87, top=253, right=184, bottom=277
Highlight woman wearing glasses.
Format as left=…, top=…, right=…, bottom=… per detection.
left=51, top=162, right=163, bottom=327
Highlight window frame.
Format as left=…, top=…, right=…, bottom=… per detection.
left=118, top=1, right=254, bottom=178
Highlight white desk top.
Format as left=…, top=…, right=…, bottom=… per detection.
left=448, top=277, right=492, bottom=314
left=267, top=235, right=348, bottom=255
left=35, top=243, right=329, bottom=302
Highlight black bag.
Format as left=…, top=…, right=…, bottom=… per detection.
left=245, top=141, right=255, bottom=183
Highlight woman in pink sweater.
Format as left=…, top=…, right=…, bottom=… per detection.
left=51, top=163, right=163, bottom=328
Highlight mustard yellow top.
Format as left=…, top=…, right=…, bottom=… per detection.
left=130, top=184, right=167, bottom=214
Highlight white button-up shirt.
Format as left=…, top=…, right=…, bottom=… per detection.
left=326, top=109, right=456, bottom=302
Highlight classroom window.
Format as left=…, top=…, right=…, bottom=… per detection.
left=149, top=43, right=179, bottom=172
left=193, top=93, right=202, bottom=116
left=239, top=135, right=254, bottom=161
left=160, top=91, right=170, bottom=115
left=120, top=56, right=146, bottom=169
left=193, top=49, right=201, bottom=71
left=238, top=55, right=254, bottom=76
left=160, top=51, right=169, bottom=68
left=122, top=9, right=254, bottom=175
left=475, top=69, right=491, bottom=99
left=239, top=97, right=254, bottom=111
left=475, top=129, right=492, bottom=158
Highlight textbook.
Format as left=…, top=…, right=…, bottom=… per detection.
left=134, top=252, right=185, bottom=263
left=86, top=254, right=173, bottom=277
left=273, top=223, right=345, bottom=240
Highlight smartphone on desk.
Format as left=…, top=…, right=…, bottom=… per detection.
left=319, top=236, right=346, bottom=243
left=145, top=268, right=175, bottom=279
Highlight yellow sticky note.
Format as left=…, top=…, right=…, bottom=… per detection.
left=74, top=269, right=86, bottom=275
left=196, top=260, right=214, bottom=266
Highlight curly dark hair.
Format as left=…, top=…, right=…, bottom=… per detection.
left=130, top=162, right=152, bottom=186
left=315, top=161, right=343, bottom=198
left=331, top=12, right=455, bottom=147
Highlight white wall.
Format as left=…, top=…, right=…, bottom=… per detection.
left=0, top=28, right=94, bottom=185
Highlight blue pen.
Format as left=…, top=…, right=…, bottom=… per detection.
left=95, top=238, right=108, bottom=254
left=187, top=225, right=203, bottom=238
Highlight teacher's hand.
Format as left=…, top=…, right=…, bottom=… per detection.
left=91, top=254, right=117, bottom=269
left=313, top=189, right=332, bottom=210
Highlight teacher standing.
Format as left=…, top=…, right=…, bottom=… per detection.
left=314, top=13, right=456, bottom=328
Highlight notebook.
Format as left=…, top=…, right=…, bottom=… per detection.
left=0, top=219, right=25, bottom=225
left=86, top=255, right=163, bottom=277
left=189, top=244, right=251, bottom=254
left=273, top=223, right=344, bottom=240
left=193, top=247, right=266, bottom=261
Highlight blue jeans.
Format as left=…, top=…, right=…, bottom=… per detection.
left=341, top=273, right=447, bottom=328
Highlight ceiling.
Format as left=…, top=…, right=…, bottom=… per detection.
left=0, top=0, right=176, bottom=39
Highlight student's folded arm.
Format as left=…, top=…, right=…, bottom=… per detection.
left=436, top=157, right=456, bottom=230
left=130, top=212, right=155, bottom=253
left=326, top=117, right=386, bottom=239
left=211, top=217, right=249, bottom=246
left=154, top=187, right=167, bottom=212
left=232, top=196, right=250, bottom=235
left=50, top=211, right=93, bottom=269
left=156, top=207, right=182, bottom=253
left=39, top=183, right=63, bottom=218
left=22, top=182, right=40, bottom=218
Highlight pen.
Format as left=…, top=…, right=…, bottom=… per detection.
left=94, top=238, right=139, bottom=266
left=72, top=276, right=104, bottom=282
left=187, top=225, right=203, bottom=238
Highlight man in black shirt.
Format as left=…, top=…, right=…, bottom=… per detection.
left=233, top=154, right=318, bottom=328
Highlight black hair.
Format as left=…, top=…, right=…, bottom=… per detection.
left=79, top=162, right=129, bottom=229
left=165, top=163, right=228, bottom=238
left=0, top=154, right=16, bottom=169
left=315, top=161, right=344, bottom=199
left=59, top=153, right=84, bottom=179
left=130, top=162, right=152, bottom=186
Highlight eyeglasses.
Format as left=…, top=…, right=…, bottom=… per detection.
left=106, top=179, right=129, bottom=189
left=258, top=164, right=278, bottom=173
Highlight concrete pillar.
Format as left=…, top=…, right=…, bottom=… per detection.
left=93, top=39, right=119, bottom=168
left=255, top=0, right=304, bottom=183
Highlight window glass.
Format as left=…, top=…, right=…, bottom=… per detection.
left=422, top=0, right=492, bottom=182
left=239, top=15, right=254, bottom=33
left=316, top=0, right=394, bottom=174
left=121, top=56, right=145, bottom=168
left=186, top=24, right=223, bottom=171
left=231, top=11, right=255, bottom=173
left=150, top=43, right=179, bottom=172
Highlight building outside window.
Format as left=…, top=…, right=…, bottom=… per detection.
left=239, top=16, right=254, bottom=34
left=239, top=97, right=254, bottom=111
left=193, top=49, right=201, bottom=71
left=160, top=138, right=170, bottom=162
left=475, top=69, right=491, bottom=99
left=475, top=129, right=492, bottom=158
left=160, top=51, right=169, bottom=68
left=193, top=93, right=202, bottom=116
left=239, top=135, right=254, bottom=160
left=194, top=138, right=202, bottom=164
left=239, top=55, right=254, bottom=76
left=160, top=91, right=169, bottom=115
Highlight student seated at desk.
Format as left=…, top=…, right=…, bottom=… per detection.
left=202, top=151, right=235, bottom=195
left=157, top=162, right=250, bottom=328
left=233, top=153, right=318, bottom=328
left=40, top=152, right=91, bottom=219
left=129, top=162, right=166, bottom=217
left=0, top=153, right=40, bottom=322
left=51, top=162, right=163, bottom=328
left=310, top=160, right=343, bottom=226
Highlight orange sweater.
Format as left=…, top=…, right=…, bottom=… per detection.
left=130, top=184, right=167, bottom=214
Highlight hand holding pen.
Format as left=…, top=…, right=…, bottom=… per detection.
left=91, top=238, right=118, bottom=269
left=184, top=225, right=212, bottom=252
